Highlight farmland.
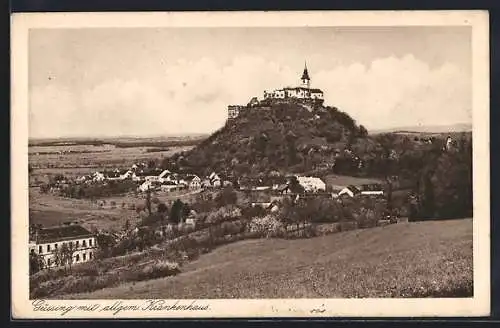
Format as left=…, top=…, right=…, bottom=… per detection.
left=28, top=136, right=205, bottom=230
left=61, top=218, right=473, bottom=299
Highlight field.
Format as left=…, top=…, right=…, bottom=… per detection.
left=29, top=186, right=203, bottom=231
left=28, top=136, right=206, bottom=230
left=29, top=144, right=195, bottom=173
left=62, top=218, right=473, bottom=299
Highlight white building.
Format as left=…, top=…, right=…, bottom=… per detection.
left=338, top=184, right=384, bottom=198
left=296, top=176, right=326, bottom=193
left=263, top=63, right=324, bottom=102
left=184, top=175, right=202, bottom=190
left=29, top=224, right=98, bottom=269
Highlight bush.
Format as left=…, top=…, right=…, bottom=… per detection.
left=248, top=215, right=285, bottom=238
left=205, top=205, right=242, bottom=224
left=127, top=260, right=180, bottom=282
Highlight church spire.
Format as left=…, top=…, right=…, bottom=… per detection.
left=301, top=61, right=310, bottom=88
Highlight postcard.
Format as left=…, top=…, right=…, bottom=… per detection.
left=11, top=10, right=490, bottom=318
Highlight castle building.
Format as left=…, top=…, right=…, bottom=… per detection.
left=263, top=62, right=324, bottom=102
left=228, top=105, right=245, bottom=119
left=227, top=62, right=324, bottom=120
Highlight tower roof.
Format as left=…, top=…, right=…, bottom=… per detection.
left=301, top=62, right=310, bottom=80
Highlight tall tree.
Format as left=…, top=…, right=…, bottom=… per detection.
left=145, top=188, right=152, bottom=216
left=170, top=199, right=184, bottom=224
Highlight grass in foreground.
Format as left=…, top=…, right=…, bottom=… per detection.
left=62, top=218, right=472, bottom=299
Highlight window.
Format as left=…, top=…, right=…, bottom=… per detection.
left=70, top=241, right=73, bottom=248
left=48, top=258, right=51, bottom=266
left=38, top=246, right=42, bottom=253
left=89, top=239, right=93, bottom=246
left=83, top=253, right=87, bottom=261
left=47, top=245, right=51, bottom=252
left=54, top=243, right=58, bottom=249
left=75, top=254, right=80, bottom=262
left=82, top=240, right=86, bottom=247
left=76, top=240, right=80, bottom=247
left=89, top=252, right=93, bottom=259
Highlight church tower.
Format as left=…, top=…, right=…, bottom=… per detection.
left=301, top=61, right=311, bottom=89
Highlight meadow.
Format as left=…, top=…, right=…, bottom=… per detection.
left=60, top=218, right=473, bottom=299
left=28, top=136, right=204, bottom=230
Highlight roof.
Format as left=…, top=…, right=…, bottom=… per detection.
left=331, top=185, right=347, bottom=192
left=35, top=225, right=94, bottom=243
left=282, top=87, right=323, bottom=93
left=104, top=171, right=121, bottom=178
left=301, top=65, right=310, bottom=80
left=357, top=183, right=383, bottom=191
left=182, top=174, right=199, bottom=182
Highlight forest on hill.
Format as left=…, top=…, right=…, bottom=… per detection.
left=161, top=102, right=472, bottom=220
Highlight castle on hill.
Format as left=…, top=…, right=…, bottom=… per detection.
left=228, top=62, right=325, bottom=120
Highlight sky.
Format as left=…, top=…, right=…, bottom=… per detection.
left=29, top=26, right=472, bottom=138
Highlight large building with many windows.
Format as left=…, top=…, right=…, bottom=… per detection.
left=29, top=224, right=98, bottom=268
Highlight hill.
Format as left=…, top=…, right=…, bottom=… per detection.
left=62, top=218, right=472, bottom=299
left=175, top=102, right=371, bottom=177
left=371, top=123, right=472, bottom=134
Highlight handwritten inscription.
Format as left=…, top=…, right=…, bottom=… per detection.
left=31, top=299, right=210, bottom=316
left=310, top=304, right=326, bottom=314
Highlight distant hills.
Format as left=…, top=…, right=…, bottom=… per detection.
left=371, top=123, right=472, bottom=134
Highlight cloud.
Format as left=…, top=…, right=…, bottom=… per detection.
left=29, top=54, right=471, bottom=138
left=315, top=54, right=471, bottom=130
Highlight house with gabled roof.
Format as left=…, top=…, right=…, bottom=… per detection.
left=338, top=183, right=384, bottom=198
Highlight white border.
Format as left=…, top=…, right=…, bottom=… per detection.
left=11, top=10, right=490, bottom=318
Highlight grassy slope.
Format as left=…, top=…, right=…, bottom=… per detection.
left=64, top=218, right=473, bottom=299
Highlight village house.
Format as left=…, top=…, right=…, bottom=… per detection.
left=331, top=185, right=348, bottom=198
left=185, top=210, right=199, bottom=227
left=209, top=172, right=222, bottom=188
left=296, top=176, right=326, bottom=193
left=338, top=184, right=385, bottom=198
left=92, top=172, right=105, bottom=182
left=29, top=224, right=98, bottom=269
left=183, top=175, right=202, bottom=190
left=160, top=180, right=180, bottom=192
left=103, top=169, right=126, bottom=181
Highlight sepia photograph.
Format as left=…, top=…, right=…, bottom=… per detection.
left=11, top=11, right=490, bottom=318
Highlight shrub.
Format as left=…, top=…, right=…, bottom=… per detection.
left=129, top=260, right=180, bottom=282
left=205, top=205, right=242, bottom=224
left=248, top=215, right=285, bottom=238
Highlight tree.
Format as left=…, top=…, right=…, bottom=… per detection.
left=147, top=159, right=157, bottom=169
left=358, top=125, right=368, bottom=138
left=157, top=202, right=168, bottom=214
left=57, top=242, right=76, bottom=273
left=288, top=176, right=305, bottom=194
left=215, top=186, right=237, bottom=207
left=29, top=250, right=45, bottom=275
left=170, top=199, right=184, bottom=224
left=145, top=188, right=152, bottom=216
left=123, top=219, right=131, bottom=231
